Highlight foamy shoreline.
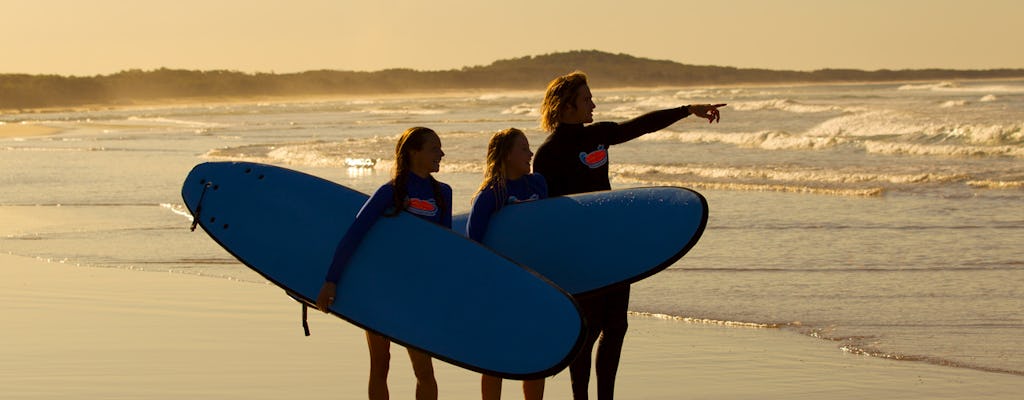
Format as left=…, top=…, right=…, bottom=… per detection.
left=2, top=252, right=1019, bottom=399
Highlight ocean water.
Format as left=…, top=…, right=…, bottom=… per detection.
left=2, top=80, right=1022, bottom=377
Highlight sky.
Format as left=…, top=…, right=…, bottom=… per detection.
left=3, top=0, right=1022, bottom=76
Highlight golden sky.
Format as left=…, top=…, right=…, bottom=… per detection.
left=3, top=0, right=1021, bottom=76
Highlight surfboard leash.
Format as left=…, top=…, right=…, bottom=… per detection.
left=301, top=302, right=311, bottom=336
left=189, top=181, right=213, bottom=232
left=284, top=291, right=313, bottom=336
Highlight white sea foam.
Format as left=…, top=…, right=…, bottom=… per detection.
left=650, top=129, right=844, bottom=150
left=673, top=87, right=766, bottom=99
left=266, top=145, right=339, bottom=167
left=629, top=311, right=780, bottom=328
left=476, top=93, right=511, bottom=101
left=807, top=110, right=923, bottom=137
left=967, top=180, right=1024, bottom=189
left=730, top=98, right=843, bottom=113
left=897, top=81, right=1024, bottom=93
left=635, top=95, right=684, bottom=110
left=1, top=146, right=96, bottom=152
left=366, top=108, right=447, bottom=116
left=673, top=89, right=712, bottom=98
left=124, top=116, right=227, bottom=129
left=950, top=123, right=1024, bottom=145
left=614, top=175, right=886, bottom=196
left=644, top=120, right=1024, bottom=155
left=940, top=100, right=968, bottom=108
left=160, top=203, right=193, bottom=222
left=950, top=84, right=1024, bottom=93
left=807, top=112, right=1022, bottom=146
left=600, top=105, right=643, bottom=120
left=593, top=95, right=682, bottom=119
left=863, top=141, right=1024, bottom=157
left=898, top=81, right=959, bottom=91
left=500, top=103, right=538, bottom=116
left=613, top=163, right=968, bottom=186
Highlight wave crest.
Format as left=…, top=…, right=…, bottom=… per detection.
left=730, top=98, right=844, bottom=113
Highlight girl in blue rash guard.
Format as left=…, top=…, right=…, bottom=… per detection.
left=316, top=127, right=451, bottom=400
left=467, top=128, right=547, bottom=400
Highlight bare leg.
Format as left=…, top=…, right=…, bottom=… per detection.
left=482, top=375, right=502, bottom=400
left=523, top=378, right=545, bottom=400
left=366, top=331, right=392, bottom=400
left=407, top=347, right=437, bottom=400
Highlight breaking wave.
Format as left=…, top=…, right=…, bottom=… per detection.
left=643, top=111, right=1023, bottom=157
left=729, top=98, right=846, bottom=113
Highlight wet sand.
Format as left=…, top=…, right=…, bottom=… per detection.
left=0, top=123, right=61, bottom=138
left=1, top=251, right=1019, bottom=399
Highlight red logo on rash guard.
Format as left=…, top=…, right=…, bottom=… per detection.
left=579, top=145, right=608, bottom=168
left=506, top=194, right=540, bottom=205
left=406, top=198, right=438, bottom=217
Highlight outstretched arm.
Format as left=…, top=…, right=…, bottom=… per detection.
left=612, top=103, right=726, bottom=144
left=611, top=106, right=690, bottom=144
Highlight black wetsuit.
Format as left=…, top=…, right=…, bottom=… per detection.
left=533, top=105, right=690, bottom=400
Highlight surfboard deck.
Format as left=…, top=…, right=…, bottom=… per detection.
left=181, top=161, right=583, bottom=379
left=453, top=187, right=708, bottom=295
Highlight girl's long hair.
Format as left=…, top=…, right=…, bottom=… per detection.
left=475, top=128, right=526, bottom=209
left=540, top=71, right=589, bottom=132
left=388, top=127, right=444, bottom=217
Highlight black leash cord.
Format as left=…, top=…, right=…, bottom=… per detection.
left=189, top=182, right=213, bottom=232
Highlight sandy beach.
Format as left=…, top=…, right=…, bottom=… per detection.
left=0, top=122, right=62, bottom=139
left=2, top=252, right=1019, bottom=399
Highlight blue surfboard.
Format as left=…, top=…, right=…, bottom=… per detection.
left=453, top=187, right=708, bottom=295
left=181, top=162, right=583, bottom=379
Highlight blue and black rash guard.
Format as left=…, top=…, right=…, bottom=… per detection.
left=466, top=173, right=547, bottom=242
left=324, top=173, right=453, bottom=283
left=533, top=106, right=691, bottom=196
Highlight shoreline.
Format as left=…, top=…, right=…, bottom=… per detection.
left=2, top=252, right=1020, bottom=399
left=3, top=76, right=1022, bottom=116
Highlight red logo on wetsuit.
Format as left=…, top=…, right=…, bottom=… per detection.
left=506, top=194, right=540, bottom=205
left=579, top=145, right=608, bottom=168
left=406, top=197, right=438, bottom=217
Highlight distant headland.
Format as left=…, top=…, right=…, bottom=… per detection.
left=3, top=50, right=1023, bottom=111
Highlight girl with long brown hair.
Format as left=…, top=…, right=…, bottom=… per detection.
left=317, top=126, right=451, bottom=400
left=467, top=127, right=548, bottom=400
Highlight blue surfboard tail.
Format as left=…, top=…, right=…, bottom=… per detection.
left=452, top=186, right=710, bottom=296
left=574, top=187, right=710, bottom=296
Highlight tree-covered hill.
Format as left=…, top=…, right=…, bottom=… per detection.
left=3, top=50, right=1023, bottom=110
